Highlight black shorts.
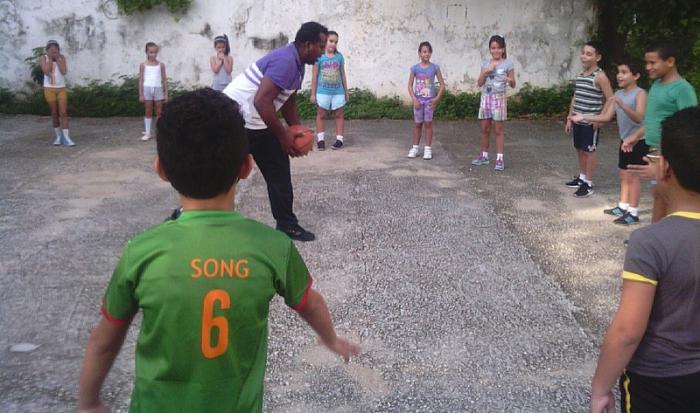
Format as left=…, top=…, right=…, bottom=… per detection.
left=618, top=139, right=649, bottom=170
left=572, top=123, right=599, bottom=152
left=619, top=369, right=700, bottom=413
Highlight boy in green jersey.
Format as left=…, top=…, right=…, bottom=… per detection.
left=624, top=43, right=698, bottom=222
left=77, top=89, right=360, bottom=413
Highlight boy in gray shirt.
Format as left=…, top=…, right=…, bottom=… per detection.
left=589, top=106, right=700, bottom=413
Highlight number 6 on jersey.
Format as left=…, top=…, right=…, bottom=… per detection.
left=201, top=289, right=230, bottom=359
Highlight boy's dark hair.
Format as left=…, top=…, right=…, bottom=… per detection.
left=156, top=88, right=248, bottom=199
left=418, top=41, right=432, bottom=53
left=488, top=35, right=507, bottom=58
left=328, top=30, right=338, bottom=38
left=584, top=41, right=603, bottom=55
left=645, top=42, right=680, bottom=64
left=214, top=34, right=230, bottom=55
left=145, top=42, right=158, bottom=52
left=294, top=22, right=328, bottom=45
left=616, top=57, right=643, bottom=77
left=46, top=40, right=60, bottom=50
left=661, top=106, right=700, bottom=194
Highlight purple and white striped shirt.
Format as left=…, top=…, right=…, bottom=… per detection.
left=224, top=43, right=304, bottom=130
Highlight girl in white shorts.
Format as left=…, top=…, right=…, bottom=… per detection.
left=138, top=42, right=169, bottom=141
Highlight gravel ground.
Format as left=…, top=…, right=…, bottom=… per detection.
left=0, top=115, right=636, bottom=412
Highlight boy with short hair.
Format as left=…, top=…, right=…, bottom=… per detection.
left=570, top=58, right=647, bottom=225
left=625, top=43, right=698, bottom=222
left=564, top=41, right=614, bottom=198
left=589, top=107, right=700, bottom=413
left=77, top=89, right=359, bottom=413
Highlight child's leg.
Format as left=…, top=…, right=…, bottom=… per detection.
left=413, top=122, right=423, bottom=145
left=424, top=121, right=433, bottom=147
left=316, top=107, right=327, bottom=139
left=494, top=121, right=505, bottom=155
left=577, top=149, right=587, bottom=178
left=155, top=100, right=163, bottom=118
left=58, top=94, right=69, bottom=130
left=334, top=107, right=344, bottom=138
left=479, top=119, right=491, bottom=153
left=48, top=100, right=59, bottom=128
left=145, top=101, right=154, bottom=118
left=584, top=151, right=597, bottom=181
left=619, top=169, right=630, bottom=204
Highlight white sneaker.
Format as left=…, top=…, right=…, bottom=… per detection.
left=141, top=134, right=151, bottom=141
left=423, top=147, right=432, bottom=160
left=53, top=136, right=62, bottom=145
left=407, top=147, right=419, bottom=158
left=62, top=136, right=76, bottom=146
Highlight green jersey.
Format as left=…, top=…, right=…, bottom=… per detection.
left=102, top=210, right=312, bottom=413
left=643, top=78, right=698, bottom=147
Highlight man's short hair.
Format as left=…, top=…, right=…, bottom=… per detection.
left=645, top=42, right=680, bottom=64
left=294, top=22, right=328, bottom=45
left=661, top=106, right=700, bottom=194
left=156, top=88, right=248, bottom=199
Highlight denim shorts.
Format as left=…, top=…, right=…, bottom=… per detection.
left=413, top=98, right=434, bottom=123
left=316, top=93, right=346, bottom=111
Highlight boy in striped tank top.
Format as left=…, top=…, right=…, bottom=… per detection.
left=565, top=42, right=614, bottom=197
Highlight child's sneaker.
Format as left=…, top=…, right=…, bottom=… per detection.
left=573, top=182, right=594, bottom=197
left=62, top=135, right=76, bottom=146
left=317, top=140, right=326, bottom=151
left=603, top=206, right=626, bottom=217
left=141, top=133, right=151, bottom=141
left=332, top=140, right=343, bottom=150
left=407, top=147, right=419, bottom=158
left=565, top=176, right=583, bottom=188
left=53, top=135, right=62, bottom=146
left=423, top=147, right=432, bottom=160
left=494, top=159, right=504, bottom=171
left=471, top=154, right=489, bottom=165
left=613, top=212, right=640, bottom=226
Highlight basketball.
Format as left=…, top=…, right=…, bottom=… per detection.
left=287, top=125, right=314, bottom=155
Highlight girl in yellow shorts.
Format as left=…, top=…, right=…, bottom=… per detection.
left=40, top=40, right=74, bottom=146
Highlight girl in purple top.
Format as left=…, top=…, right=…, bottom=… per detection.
left=407, top=41, right=445, bottom=160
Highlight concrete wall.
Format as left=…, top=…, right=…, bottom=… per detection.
left=0, top=0, right=594, bottom=96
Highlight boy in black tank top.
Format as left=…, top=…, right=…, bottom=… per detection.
left=564, top=42, right=614, bottom=197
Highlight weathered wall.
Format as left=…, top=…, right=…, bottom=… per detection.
left=0, top=0, right=594, bottom=96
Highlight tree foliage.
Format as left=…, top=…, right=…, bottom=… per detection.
left=116, top=0, right=192, bottom=14
left=594, top=0, right=700, bottom=90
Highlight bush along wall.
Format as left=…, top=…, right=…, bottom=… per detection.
left=1, top=82, right=574, bottom=120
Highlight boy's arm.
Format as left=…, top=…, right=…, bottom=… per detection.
left=565, top=95, right=575, bottom=134
left=621, top=126, right=645, bottom=153
left=590, top=280, right=655, bottom=413
left=78, top=317, right=133, bottom=413
left=310, top=63, right=319, bottom=103
left=676, top=84, right=699, bottom=109
left=161, top=64, right=168, bottom=101
left=614, top=89, right=647, bottom=124
left=596, top=71, right=615, bottom=102
left=296, top=288, right=361, bottom=362
left=570, top=98, right=616, bottom=124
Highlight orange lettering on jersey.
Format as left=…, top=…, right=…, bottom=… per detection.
left=236, top=259, right=249, bottom=279
left=221, top=260, right=234, bottom=278
left=190, top=258, right=202, bottom=278
left=203, top=258, right=218, bottom=278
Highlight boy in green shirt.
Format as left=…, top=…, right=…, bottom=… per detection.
left=624, top=43, right=698, bottom=222
left=77, top=89, right=360, bottom=413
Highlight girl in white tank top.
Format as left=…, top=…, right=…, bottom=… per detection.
left=138, top=42, right=169, bottom=141
left=40, top=40, right=74, bottom=146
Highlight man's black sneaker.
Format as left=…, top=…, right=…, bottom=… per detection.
left=276, top=224, right=316, bottom=242
left=317, top=140, right=326, bottom=151
left=565, top=176, right=583, bottom=188
left=613, top=212, right=640, bottom=226
left=331, top=139, right=343, bottom=150
left=574, top=182, right=594, bottom=197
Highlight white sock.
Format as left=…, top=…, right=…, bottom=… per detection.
left=317, top=131, right=325, bottom=142
left=335, top=135, right=343, bottom=142
left=583, top=179, right=593, bottom=186
left=618, top=202, right=630, bottom=210
left=54, top=127, right=62, bottom=138
left=413, top=144, right=419, bottom=149
left=579, top=173, right=587, bottom=181
left=496, top=153, right=503, bottom=161
left=144, top=118, right=152, bottom=136
left=425, top=146, right=431, bottom=151
left=62, top=129, right=70, bottom=139
left=628, top=207, right=639, bottom=217
left=482, top=151, right=489, bottom=158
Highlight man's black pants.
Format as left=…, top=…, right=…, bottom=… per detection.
left=247, top=128, right=298, bottom=227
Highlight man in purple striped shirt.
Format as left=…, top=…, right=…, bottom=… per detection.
left=224, top=22, right=327, bottom=241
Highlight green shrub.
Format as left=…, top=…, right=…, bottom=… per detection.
left=508, top=82, right=574, bottom=117
left=25, top=47, right=45, bottom=86
left=116, top=0, right=192, bottom=14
